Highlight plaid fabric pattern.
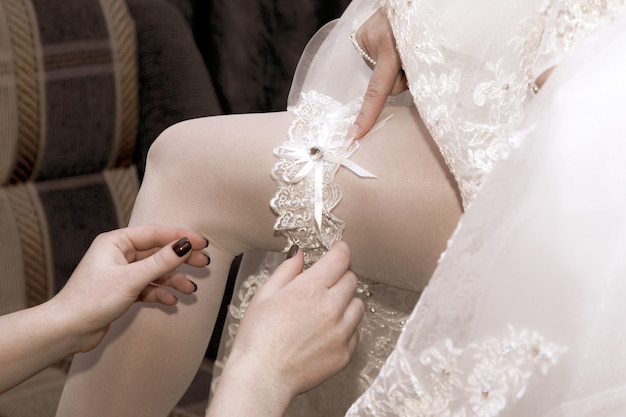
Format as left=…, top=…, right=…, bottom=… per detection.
left=0, top=0, right=142, bottom=415
left=0, top=0, right=138, bottom=184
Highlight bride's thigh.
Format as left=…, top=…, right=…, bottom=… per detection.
left=141, top=107, right=460, bottom=291
left=134, top=111, right=293, bottom=254
left=335, top=105, right=462, bottom=292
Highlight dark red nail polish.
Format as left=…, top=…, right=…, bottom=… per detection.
left=206, top=254, right=211, bottom=265
left=190, top=280, right=198, bottom=292
left=286, top=244, right=299, bottom=259
left=203, top=238, right=210, bottom=248
left=172, top=237, right=192, bottom=257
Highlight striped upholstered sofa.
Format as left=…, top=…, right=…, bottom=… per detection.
left=0, top=0, right=219, bottom=415
left=0, top=0, right=349, bottom=415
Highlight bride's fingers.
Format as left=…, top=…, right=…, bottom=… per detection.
left=351, top=53, right=401, bottom=141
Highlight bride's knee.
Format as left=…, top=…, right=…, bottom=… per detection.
left=145, top=120, right=202, bottom=174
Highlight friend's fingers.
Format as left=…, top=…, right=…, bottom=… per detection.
left=303, top=241, right=352, bottom=288
left=121, top=237, right=202, bottom=291
left=137, top=285, right=179, bottom=306
left=253, top=246, right=305, bottom=301
left=152, top=271, right=198, bottom=295
left=343, top=297, right=365, bottom=331
left=134, top=246, right=210, bottom=267
left=348, top=330, right=360, bottom=355
left=107, top=224, right=208, bottom=256
left=326, top=270, right=359, bottom=309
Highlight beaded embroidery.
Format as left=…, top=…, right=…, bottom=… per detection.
left=210, top=254, right=421, bottom=416
left=347, top=326, right=566, bottom=417
left=382, top=0, right=624, bottom=207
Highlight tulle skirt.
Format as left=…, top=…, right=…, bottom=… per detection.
left=346, top=12, right=626, bottom=417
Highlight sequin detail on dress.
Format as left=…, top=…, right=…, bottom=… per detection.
left=210, top=254, right=421, bottom=417
left=347, top=327, right=566, bottom=417
left=381, top=0, right=624, bottom=207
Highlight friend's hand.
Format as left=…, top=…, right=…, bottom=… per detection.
left=208, top=241, right=365, bottom=417
left=50, top=224, right=210, bottom=352
left=350, top=9, right=407, bottom=140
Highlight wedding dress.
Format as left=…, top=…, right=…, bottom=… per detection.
left=210, top=1, right=625, bottom=416
left=347, top=12, right=626, bottom=416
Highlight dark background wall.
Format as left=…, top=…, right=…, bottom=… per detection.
left=190, top=0, right=351, bottom=113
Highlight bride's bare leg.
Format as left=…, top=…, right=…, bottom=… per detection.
left=57, top=105, right=460, bottom=416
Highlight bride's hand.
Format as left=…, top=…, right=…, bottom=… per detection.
left=350, top=9, right=407, bottom=140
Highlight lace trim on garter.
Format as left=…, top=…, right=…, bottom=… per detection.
left=347, top=326, right=567, bottom=417
left=270, top=90, right=378, bottom=266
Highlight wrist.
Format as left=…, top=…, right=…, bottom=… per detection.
left=208, top=351, right=295, bottom=417
left=45, top=295, right=98, bottom=354
left=0, top=301, right=80, bottom=391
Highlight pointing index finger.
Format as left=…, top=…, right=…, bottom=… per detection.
left=351, top=51, right=402, bottom=141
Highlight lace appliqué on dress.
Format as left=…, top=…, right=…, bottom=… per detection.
left=270, top=90, right=376, bottom=266
left=211, top=256, right=421, bottom=417
left=381, top=0, right=624, bottom=207
left=347, top=326, right=566, bottom=417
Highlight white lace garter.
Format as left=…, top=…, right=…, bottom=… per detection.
left=270, top=90, right=380, bottom=266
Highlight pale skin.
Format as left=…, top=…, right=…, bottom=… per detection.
left=0, top=225, right=209, bottom=393
left=2, top=226, right=362, bottom=417
left=12, top=7, right=558, bottom=417
left=57, top=9, right=465, bottom=417
left=57, top=97, right=462, bottom=417
left=207, top=242, right=364, bottom=417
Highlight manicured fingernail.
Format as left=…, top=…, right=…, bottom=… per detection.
left=172, top=237, right=192, bottom=257
left=203, top=238, right=210, bottom=248
left=205, top=254, right=211, bottom=265
left=190, top=280, right=198, bottom=293
left=286, top=244, right=299, bottom=259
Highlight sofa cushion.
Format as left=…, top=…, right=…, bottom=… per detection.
left=0, top=167, right=138, bottom=314
left=0, top=0, right=138, bottom=184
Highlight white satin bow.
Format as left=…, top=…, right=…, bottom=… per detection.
left=274, top=134, right=376, bottom=230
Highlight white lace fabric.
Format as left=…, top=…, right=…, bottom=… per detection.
left=210, top=2, right=626, bottom=416
left=210, top=252, right=421, bottom=417
left=347, top=11, right=626, bottom=417
left=382, top=0, right=624, bottom=207
left=270, top=90, right=374, bottom=266
left=212, top=82, right=422, bottom=417
left=348, top=327, right=566, bottom=417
